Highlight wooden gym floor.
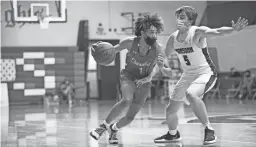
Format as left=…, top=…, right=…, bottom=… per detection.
left=1, top=98, right=256, bottom=147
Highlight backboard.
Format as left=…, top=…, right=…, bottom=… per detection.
left=12, top=0, right=67, bottom=23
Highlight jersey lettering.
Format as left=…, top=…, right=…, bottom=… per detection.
left=131, top=58, right=151, bottom=67
left=175, top=47, right=194, bottom=54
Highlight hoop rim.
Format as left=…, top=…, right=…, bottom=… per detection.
left=37, top=14, right=51, bottom=21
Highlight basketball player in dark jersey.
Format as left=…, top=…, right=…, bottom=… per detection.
left=90, top=13, right=172, bottom=144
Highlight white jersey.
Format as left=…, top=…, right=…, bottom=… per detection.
left=173, top=26, right=217, bottom=75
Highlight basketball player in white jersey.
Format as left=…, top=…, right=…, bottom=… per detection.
left=154, top=6, right=248, bottom=145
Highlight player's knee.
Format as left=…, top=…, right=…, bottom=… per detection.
left=185, top=90, right=197, bottom=103
left=120, top=98, right=133, bottom=107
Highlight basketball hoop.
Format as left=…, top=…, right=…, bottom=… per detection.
left=38, top=14, right=50, bottom=29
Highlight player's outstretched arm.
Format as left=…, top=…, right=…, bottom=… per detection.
left=114, top=37, right=134, bottom=53
left=195, top=17, right=248, bottom=38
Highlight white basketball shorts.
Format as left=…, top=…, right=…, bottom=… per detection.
left=170, top=71, right=217, bottom=103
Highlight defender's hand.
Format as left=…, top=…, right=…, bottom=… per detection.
left=232, top=17, right=248, bottom=31
left=157, top=54, right=165, bottom=69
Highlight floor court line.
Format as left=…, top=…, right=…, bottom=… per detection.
left=146, top=112, right=256, bottom=123
left=22, top=121, right=256, bottom=128
left=188, top=112, right=256, bottom=119
left=28, top=122, right=255, bottom=130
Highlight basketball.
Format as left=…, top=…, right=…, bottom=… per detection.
left=91, top=42, right=116, bottom=66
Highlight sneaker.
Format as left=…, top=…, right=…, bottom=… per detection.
left=108, top=124, right=118, bottom=144
left=90, top=124, right=107, bottom=140
left=203, top=127, right=217, bottom=145
left=154, top=131, right=182, bottom=143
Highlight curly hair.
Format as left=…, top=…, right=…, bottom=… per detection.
left=134, top=12, right=164, bottom=37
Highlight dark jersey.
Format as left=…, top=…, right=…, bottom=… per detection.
left=123, top=37, right=158, bottom=80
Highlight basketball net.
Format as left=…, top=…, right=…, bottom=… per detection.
left=38, top=14, right=50, bottom=29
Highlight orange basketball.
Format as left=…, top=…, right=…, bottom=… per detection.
left=91, top=42, right=116, bottom=66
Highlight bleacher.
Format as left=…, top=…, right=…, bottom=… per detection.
left=1, top=47, right=87, bottom=105
left=205, top=71, right=256, bottom=100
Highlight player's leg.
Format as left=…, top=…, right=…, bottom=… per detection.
left=154, top=100, right=184, bottom=144
left=108, top=83, right=150, bottom=144
left=90, top=75, right=135, bottom=140
left=64, top=86, right=74, bottom=105
left=60, top=87, right=71, bottom=104
left=185, top=74, right=217, bottom=145
left=115, top=84, right=149, bottom=128
left=154, top=74, right=193, bottom=143
left=105, top=79, right=135, bottom=124
left=67, top=90, right=72, bottom=105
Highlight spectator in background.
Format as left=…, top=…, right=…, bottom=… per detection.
left=43, top=92, right=60, bottom=106
left=237, top=70, right=255, bottom=99
left=59, top=78, right=76, bottom=105
left=229, top=67, right=241, bottom=77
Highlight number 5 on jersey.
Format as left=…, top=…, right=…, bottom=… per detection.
left=183, top=55, right=191, bottom=66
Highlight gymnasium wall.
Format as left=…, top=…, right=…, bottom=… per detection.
left=2, top=1, right=255, bottom=71
left=208, top=26, right=256, bottom=72
left=1, top=1, right=206, bottom=46
left=201, top=1, right=256, bottom=71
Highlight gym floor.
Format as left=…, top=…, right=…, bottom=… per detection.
left=1, top=98, right=256, bottom=147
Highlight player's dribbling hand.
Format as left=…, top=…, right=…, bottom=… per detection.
left=91, top=46, right=96, bottom=56
left=157, top=54, right=164, bottom=69
left=232, top=17, right=248, bottom=31
left=135, top=77, right=152, bottom=88
left=91, top=41, right=103, bottom=56
left=91, top=41, right=103, bottom=50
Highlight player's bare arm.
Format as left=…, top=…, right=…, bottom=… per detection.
left=135, top=64, right=159, bottom=88
left=157, top=35, right=174, bottom=77
left=114, top=37, right=134, bottom=53
left=195, top=17, right=248, bottom=39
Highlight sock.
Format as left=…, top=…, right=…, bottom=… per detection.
left=102, top=120, right=110, bottom=128
left=169, top=129, right=177, bottom=135
left=203, top=122, right=213, bottom=130
left=112, top=123, right=119, bottom=131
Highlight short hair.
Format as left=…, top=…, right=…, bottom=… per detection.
left=134, top=12, right=164, bottom=37
left=175, top=6, right=198, bottom=25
